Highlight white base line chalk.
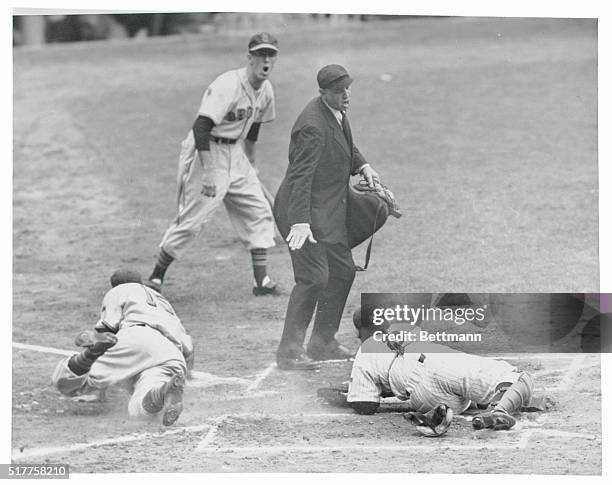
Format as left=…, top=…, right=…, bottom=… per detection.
left=195, top=415, right=229, bottom=451
left=245, top=362, right=276, bottom=393
left=12, top=424, right=209, bottom=461
left=13, top=341, right=251, bottom=389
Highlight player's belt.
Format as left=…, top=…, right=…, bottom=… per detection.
left=212, top=136, right=237, bottom=144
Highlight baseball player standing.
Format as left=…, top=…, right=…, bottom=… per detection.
left=347, top=317, right=533, bottom=431
left=148, top=32, right=280, bottom=296
left=52, top=269, right=194, bottom=426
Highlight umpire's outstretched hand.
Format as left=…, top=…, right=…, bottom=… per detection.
left=286, top=223, right=317, bottom=251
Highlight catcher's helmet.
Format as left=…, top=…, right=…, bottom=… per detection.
left=110, top=269, right=143, bottom=288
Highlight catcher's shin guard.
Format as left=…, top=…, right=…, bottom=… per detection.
left=471, top=410, right=517, bottom=431
left=494, top=372, right=533, bottom=415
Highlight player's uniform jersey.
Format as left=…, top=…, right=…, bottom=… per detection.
left=95, top=282, right=192, bottom=355
left=181, top=67, right=275, bottom=152
left=347, top=339, right=520, bottom=414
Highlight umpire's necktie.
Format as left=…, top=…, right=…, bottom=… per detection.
left=341, top=112, right=351, bottom=145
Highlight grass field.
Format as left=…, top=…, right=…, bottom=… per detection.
left=11, top=17, right=600, bottom=473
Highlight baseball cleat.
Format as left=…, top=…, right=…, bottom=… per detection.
left=146, top=277, right=163, bottom=293
left=307, top=343, right=355, bottom=361
left=472, top=410, right=517, bottom=431
left=253, top=276, right=280, bottom=296
left=74, top=330, right=118, bottom=354
left=161, top=373, right=185, bottom=426
left=276, top=353, right=321, bottom=371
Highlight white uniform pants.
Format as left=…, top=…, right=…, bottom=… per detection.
left=160, top=138, right=276, bottom=259
left=389, top=351, right=521, bottom=414
left=52, top=326, right=186, bottom=418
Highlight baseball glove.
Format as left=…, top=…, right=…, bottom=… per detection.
left=353, top=180, right=402, bottom=219
left=74, top=330, right=118, bottom=355
left=317, top=382, right=350, bottom=407
left=404, top=403, right=454, bottom=437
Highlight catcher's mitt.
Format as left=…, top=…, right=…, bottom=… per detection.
left=404, top=403, right=454, bottom=437
left=353, top=180, right=402, bottom=219
left=317, top=382, right=350, bottom=408
left=347, top=179, right=401, bottom=270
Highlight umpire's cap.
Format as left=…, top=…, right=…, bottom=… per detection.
left=317, top=64, right=353, bottom=91
left=110, top=269, right=143, bottom=288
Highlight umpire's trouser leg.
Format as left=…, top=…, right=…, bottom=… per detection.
left=309, top=243, right=356, bottom=347
left=277, top=242, right=329, bottom=357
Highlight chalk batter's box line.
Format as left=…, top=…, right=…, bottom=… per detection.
left=193, top=424, right=598, bottom=454
left=12, top=424, right=211, bottom=461
left=12, top=409, right=598, bottom=461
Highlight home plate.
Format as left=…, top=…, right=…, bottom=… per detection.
left=188, top=370, right=251, bottom=388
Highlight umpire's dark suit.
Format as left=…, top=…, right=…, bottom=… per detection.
left=274, top=96, right=368, bottom=359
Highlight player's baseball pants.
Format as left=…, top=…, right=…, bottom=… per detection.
left=160, top=139, right=276, bottom=259
left=52, top=325, right=186, bottom=418
left=388, top=351, right=522, bottom=414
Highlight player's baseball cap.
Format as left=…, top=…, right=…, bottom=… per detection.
left=110, top=269, right=143, bottom=288
left=317, top=64, right=353, bottom=91
left=248, top=32, right=279, bottom=53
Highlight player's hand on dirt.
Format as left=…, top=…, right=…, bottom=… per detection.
left=201, top=170, right=217, bottom=198
left=360, top=165, right=380, bottom=188
left=286, top=223, right=317, bottom=251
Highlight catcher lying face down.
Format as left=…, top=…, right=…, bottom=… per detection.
left=343, top=310, right=534, bottom=435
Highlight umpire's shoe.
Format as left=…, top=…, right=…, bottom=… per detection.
left=471, top=410, right=517, bottom=431
left=307, top=340, right=355, bottom=362
left=142, top=373, right=185, bottom=426
left=277, top=352, right=321, bottom=371
left=253, top=276, right=280, bottom=296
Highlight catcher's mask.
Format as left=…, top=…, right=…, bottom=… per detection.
left=110, top=269, right=143, bottom=288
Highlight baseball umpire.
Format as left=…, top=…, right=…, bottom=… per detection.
left=342, top=313, right=534, bottom=433
left=148, top=32, right=280, bottom=296
left=52, top=269, right=194, bottom=426
left=273, top=64, right=380, bottom=370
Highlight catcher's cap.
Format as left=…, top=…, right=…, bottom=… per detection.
left=110, top=269, right=143, bottom=288
left=317, top=64, right=353, bottom=91
left=248, top=32, right=279, bottom=53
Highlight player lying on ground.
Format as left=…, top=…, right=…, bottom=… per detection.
left=330, top=311, right=533, bottom=434
left=52, top=269, right=194, bottom=426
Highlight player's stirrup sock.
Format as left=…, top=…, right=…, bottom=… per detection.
left=151, top=248, right=174, bottom=281
left=250, top=248, right=268, bottom=286
left=494, top=372, right=534, bottom=415
left=142, top=383, right=166, bottom=414
left=67, top=349, right=103, bottom=376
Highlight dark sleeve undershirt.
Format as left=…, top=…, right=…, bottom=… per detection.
left=246, top=122, right=261, bottom=142
left=192, top=115, right=215, bottom=151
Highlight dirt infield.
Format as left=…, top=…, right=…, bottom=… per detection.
left=12, top=17, right=600, bottom=473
